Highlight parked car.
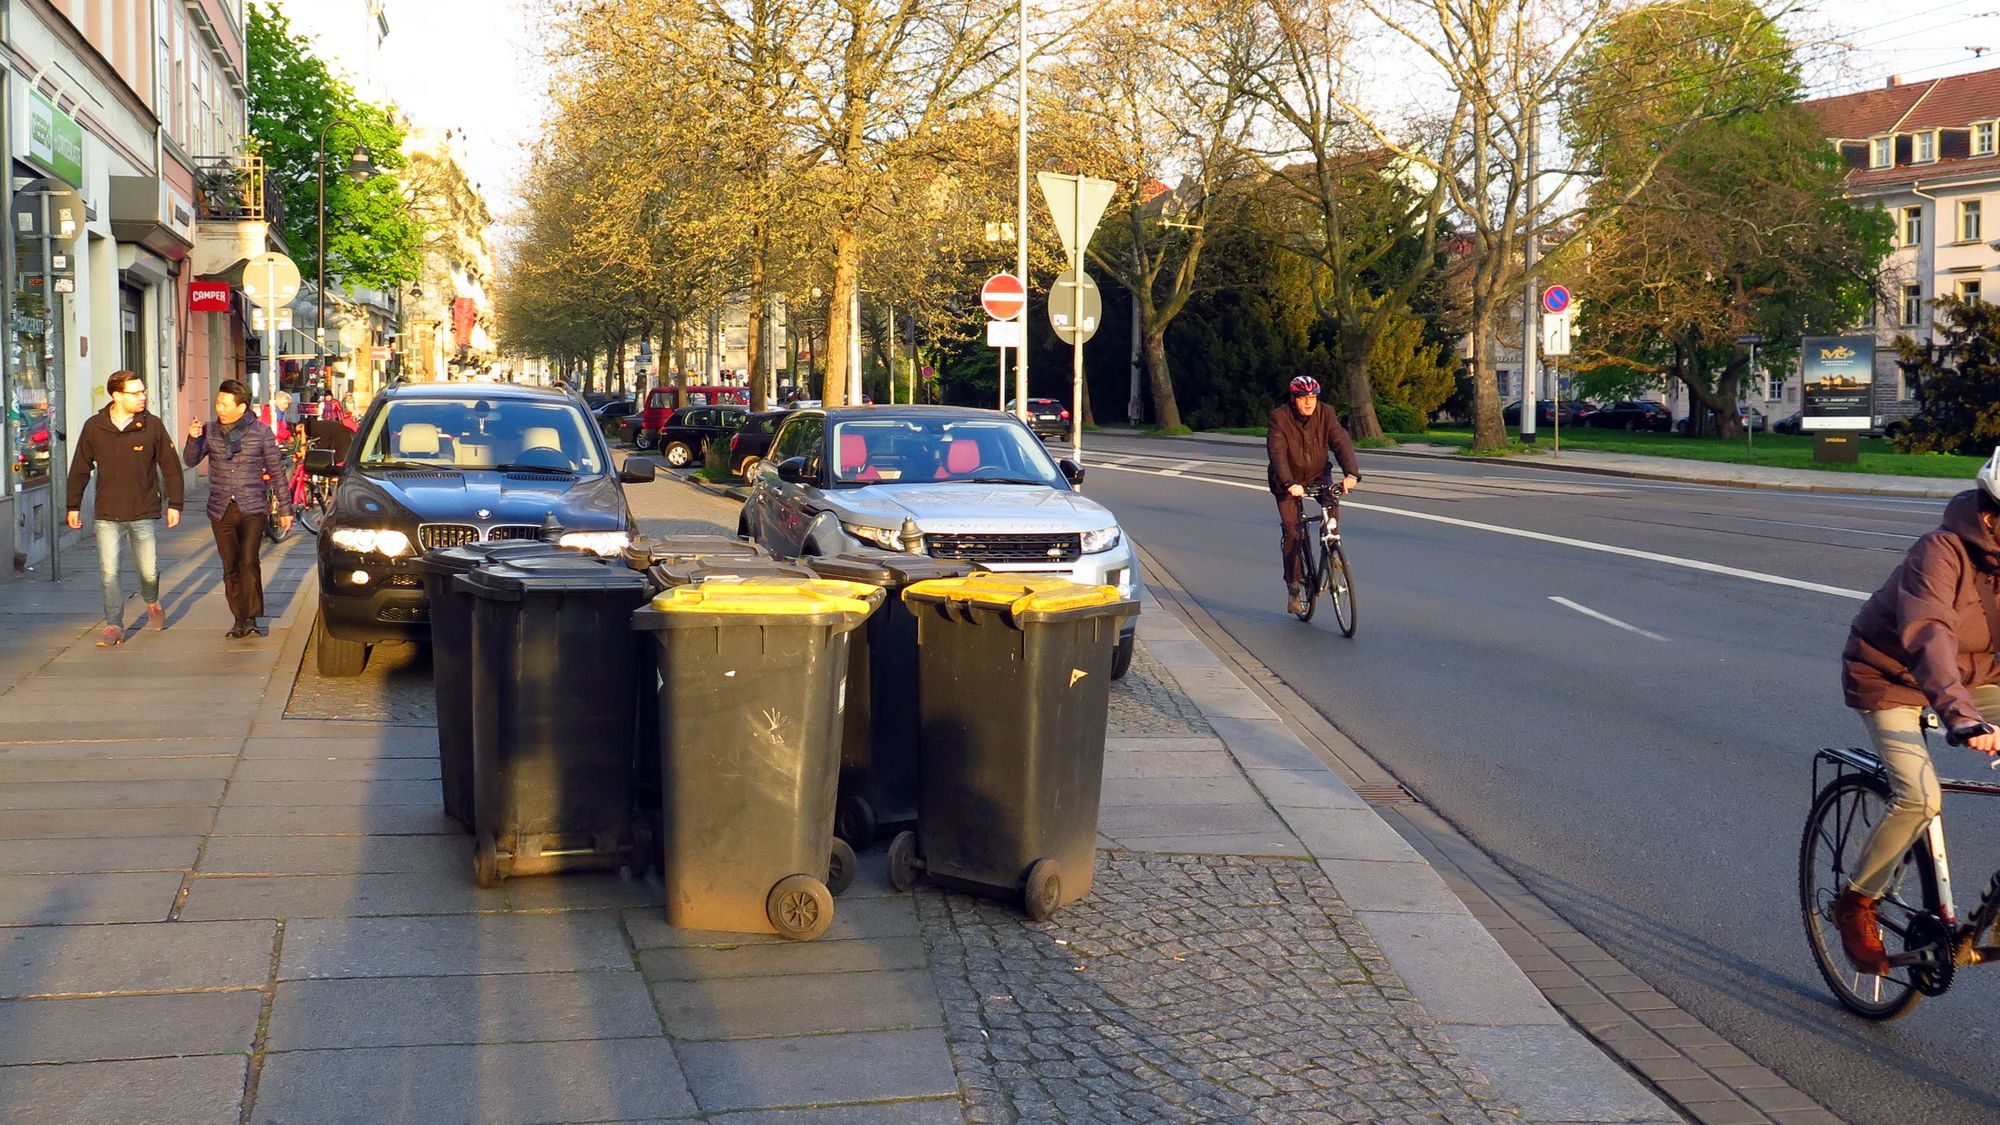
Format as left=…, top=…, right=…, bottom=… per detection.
left=1583, top=400, right=1673, bottom=431
left=740, top=405, right=1142, bottom=678
left=594, top=398, right=638, bottom=437
left=1006, top=398, right=1071, bottom=439
left=725, top=410, right=787, bottom=478
left=1772, top=411, right=1804, bottom=435
left=1502, top=399, right=1597, bottom=428
left=308, top=381, right=655, bottom=677
left=1675, top=405, right=1767, bottom=435
left=656, top=405, right=748, bottom=468
left=634, top=384, right=750, bottom=449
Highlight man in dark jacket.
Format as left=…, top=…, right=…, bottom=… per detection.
left=185, top=379, right=290, bottom=638
left=1266, top=375, right=1361, bottom=615
left=65, top=371, right=184, bottom=647
left=1831, top=454, right=2000, bottom=975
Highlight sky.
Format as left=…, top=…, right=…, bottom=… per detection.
left=271, top=0, right=553, bottom=223
left=264, top=0, right=2000, bottom=235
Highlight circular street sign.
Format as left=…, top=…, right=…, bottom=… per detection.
left=981, top=273, right=1027, bottom=320
left=1048, top=272, right=1101, bottom=345
left=1542, top=285, right=1571, bottom=315
left=242, top=252, right=301, bottom=309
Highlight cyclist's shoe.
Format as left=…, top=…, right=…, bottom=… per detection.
left=1834, top=889, right=1891, bottom=975
left=1286, top=585, right=1306, bottom=616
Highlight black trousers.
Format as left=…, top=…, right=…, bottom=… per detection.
left=211, top=501, right=268, bottom=623
left=1276, top=494, right=1306, bottom=589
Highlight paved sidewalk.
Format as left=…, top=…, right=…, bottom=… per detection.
left=1103, top=427, right=1962, bottom=498
left=0, top=481, right=1679, bottom=1124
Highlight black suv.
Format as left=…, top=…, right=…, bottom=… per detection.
left=308, top=382, right=655, bottom=675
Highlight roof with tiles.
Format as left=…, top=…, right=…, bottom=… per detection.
left=1807, top=81, right=1934, bottom=140
left=1803, top=67, right=2000, bottom=190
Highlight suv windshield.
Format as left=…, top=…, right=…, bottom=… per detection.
left=356, top=398, right=604, bottom=474
left=830, top=417, right=1064, bottom=487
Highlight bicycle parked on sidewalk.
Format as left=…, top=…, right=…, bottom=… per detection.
left=264, top=437, right=336, bottom=543
left=1801, top=716, right=2000, bottom=1019
left=1289, top=484, right=1356, bottom=635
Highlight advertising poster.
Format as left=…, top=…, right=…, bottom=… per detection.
left=1800, top=335, right=1875, bottom=431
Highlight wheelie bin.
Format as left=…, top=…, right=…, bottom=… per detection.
left=421, top=540, right=572, bottom=833
left=802, top=552, right=974, bottom=845
left=631, top=578, right=881, bottom=940
left=459, top=553, right=654, bottom=886
left=888, top=575, right=1138, bottom=921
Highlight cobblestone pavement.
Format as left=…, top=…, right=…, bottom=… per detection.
left=1106, top=645, right=1213, bottom=737
left=918, top=850, right=1521, bottom=1124
left=286, top=637, right=435, bottom=723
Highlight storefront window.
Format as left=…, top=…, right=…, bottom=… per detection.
left=7, top=198, right=52, bottom=492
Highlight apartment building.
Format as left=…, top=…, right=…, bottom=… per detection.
left=2, top=0, right=256, bottom=576
left=1801, top=67, right=2000, bottom=428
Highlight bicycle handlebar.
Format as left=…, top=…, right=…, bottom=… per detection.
left=1946, top=722, right=1997, bottom=749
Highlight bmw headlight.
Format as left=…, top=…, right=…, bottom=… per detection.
left=558, top=530, right=632, bottom=557
left=1080, top=526, right=1122, bottom=554
left=330, top=527, right=414, bottom=557
left=842, top=522, right=907, bottom=552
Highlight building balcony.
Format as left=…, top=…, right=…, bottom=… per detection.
left=194, top=152, right=278, bottom=223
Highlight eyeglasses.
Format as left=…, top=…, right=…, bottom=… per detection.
left=116, top=388, right=147, bottom=396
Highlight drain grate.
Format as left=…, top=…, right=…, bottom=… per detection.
left=1352, top=783, right=1420, bottom=806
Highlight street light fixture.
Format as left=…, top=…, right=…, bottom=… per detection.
left=315, top=118, right=379, bottom=396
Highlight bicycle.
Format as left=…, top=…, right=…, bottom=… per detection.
left=265, top=440, right=335, bottom=542
left=1290, top=484, right=1356, bottom=636
left=1800, top=718, right=2000, bottom=1020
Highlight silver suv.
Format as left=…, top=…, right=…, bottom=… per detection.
left=739, top=405, right=1141, bottom=677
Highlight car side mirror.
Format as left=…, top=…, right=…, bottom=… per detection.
left=305, top=448, right=339, bottom=476
left=776, top=456, right=815, bottom=486
left=619, top=458, right=656, bottom=484
left=1058, top=458, right=1085, bottom=486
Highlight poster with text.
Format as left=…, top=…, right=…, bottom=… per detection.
left=1800, top=335, right=1875, bottom=431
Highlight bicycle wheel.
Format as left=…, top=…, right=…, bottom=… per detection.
left=265, top=495, right=293, bottom=543
left=1323, top=542, right=1357, bottom=637
left=297, top=481, right=330, bottom=536
left=1292, top=526, right=1317, bottom=622
left=1798, top=772, right=1933, bottom=1020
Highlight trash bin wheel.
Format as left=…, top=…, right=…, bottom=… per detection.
left=835, top=795, right=876, bottom=846
left=766, top=874, right=834, bottom=941
left=473, top=832, right=501, bottom=889
left=887, top=830, right=920, bottom=892
left=828, top=837, right=857, bottom=896
left=1023, top=859, right=1062, bottom=921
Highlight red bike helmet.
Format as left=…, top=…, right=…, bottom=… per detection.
left=1288, top=375, right=1321, bottom=398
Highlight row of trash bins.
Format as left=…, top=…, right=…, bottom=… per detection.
left=420, top=534, right=1138, bottom=941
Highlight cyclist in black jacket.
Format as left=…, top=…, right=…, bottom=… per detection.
left=1266, top=376, right=1360, bottom=616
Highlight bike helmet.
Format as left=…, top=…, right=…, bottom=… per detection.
left=1288, top=375, right=1321, bottom=398
left=1979, top=448, right=2000, bottom=505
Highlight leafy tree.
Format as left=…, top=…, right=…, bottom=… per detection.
left=1894, top=297, right=2000, bottom=457
left=1567, top=0, right=1890, bottom=439
left=1366, top=302, right=1455, bottom=429
left=246, top=4, right=420, bottom=290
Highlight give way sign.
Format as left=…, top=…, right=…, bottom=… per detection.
left=981, top=273, right=1026, bottom=321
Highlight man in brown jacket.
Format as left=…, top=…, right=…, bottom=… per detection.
left=1266, top=375, right=1361, bottom=615
left=1833, top=452, right=2000, bottom=974
left=65, top=371, right=184, bottom=647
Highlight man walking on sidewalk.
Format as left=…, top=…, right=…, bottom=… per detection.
left=65, top=370, right=184, bottom=647
left=184, top=379, right=290, bottom=638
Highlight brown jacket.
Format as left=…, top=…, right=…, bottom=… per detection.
left=1842, top=491, right=2000, bottom=729
left=1265, top=400, right=1360, bottom=498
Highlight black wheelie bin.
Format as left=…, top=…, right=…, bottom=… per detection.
left=459, top=553, right=654, bottom=887
left=619, top=533, right=768, bottom=576
left=888, top=575, right=1138, bottom=921
left=421, top=540, right=572, bottom=833
left=632, top=578, right=881, bottom=940
left=802, top=552, right=973, bottom=845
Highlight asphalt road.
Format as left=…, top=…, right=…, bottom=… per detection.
left=1069, top=431, right=2000, bottom=1125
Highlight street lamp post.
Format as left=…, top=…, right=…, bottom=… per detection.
left=315, top=117, right=378, bottom=397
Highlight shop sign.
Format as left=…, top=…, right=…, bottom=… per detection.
left=25, top=89, right=84, bottom=186
left=190, top=281, right=231, bottom=312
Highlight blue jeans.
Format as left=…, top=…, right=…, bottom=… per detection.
left=94, top=519, right=160, bottom=629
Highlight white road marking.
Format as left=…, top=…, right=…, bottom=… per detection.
left=1549, top=596, right=1668, bottom=641
left=1091, top=462, right=1873, bottom=601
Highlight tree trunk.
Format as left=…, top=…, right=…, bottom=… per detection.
left=747, top=235, right=768, bottom=412
left=1340, top=331, right=1384, bottom=441
left=1469, top=297, right=1505, bottom=450
left=824, top=227, right=859, bottom=407
left=1142, top=327, right=1182, bottom=430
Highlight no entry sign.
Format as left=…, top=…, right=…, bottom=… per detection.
left=981, top=273, right=1026, bottom=321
